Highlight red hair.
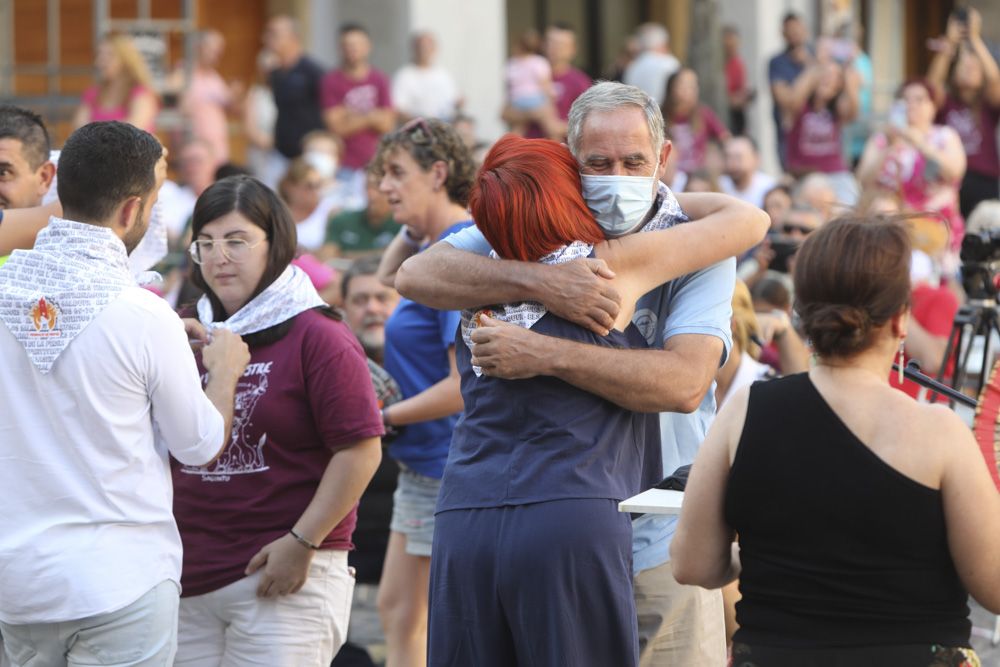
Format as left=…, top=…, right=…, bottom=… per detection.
left=469, top=134, right=603, bottom=262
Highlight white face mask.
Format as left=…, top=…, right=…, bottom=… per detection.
left=303, top=151, right=338, bottom=180
left=580, top=160, right=660, bottom=238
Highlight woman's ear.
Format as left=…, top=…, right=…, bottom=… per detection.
left=890, top=307, right=910, bottom=340
left=431, top=160, right=449, bottom=192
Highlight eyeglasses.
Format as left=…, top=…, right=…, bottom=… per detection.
left=781, top=223, right=815, bottom=236
left=400, top=117, right=433, bottom=145
left=188, top=238, right=266, bottom=265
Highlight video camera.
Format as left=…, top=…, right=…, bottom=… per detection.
left=960, top=229, right=1000, bottom=301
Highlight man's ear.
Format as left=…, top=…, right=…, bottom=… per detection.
left=657, top=141, right=672, bottom=179
left=116, top=196, right=143, bottom=237
left=36, top=161, right=56, bottom=197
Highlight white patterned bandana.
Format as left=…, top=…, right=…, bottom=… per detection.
left=196, top=264, right=326, bottom=336
left=461, top=183, right=687, bottom=376
left=0, top=217, right=135, bottom=374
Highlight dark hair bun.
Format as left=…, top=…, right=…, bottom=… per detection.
left=799, top=303, right=871, bottom=358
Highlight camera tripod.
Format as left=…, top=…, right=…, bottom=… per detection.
left=935, top=299, right=1000, bottom=400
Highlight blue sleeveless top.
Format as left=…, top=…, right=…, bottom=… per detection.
left=437, top=311, right=662, bottom=512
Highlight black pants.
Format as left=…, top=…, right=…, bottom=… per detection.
left=731, top=642, right=979, bottom=667
left=960, top=169, right=1000, bottom=220
left=729, top=106, right=747, bottom=136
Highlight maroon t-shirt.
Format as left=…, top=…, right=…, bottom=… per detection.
left=320, top=68, right=392, bottom=169
left=786, top=103, right=846, bottom=174
left=670, top=105, right=729, bottom=173
left=172, top=309, right=383, bottom=597
left=937, top=95, right=1000, bottom=179
left=553, top=67, right=592, bottom=121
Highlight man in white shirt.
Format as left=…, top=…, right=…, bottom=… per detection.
left=391, top=31, right=460, bottom=122
left=624, top=23, right=681, bottom=106
left=0, top=121, right=249, bottom=667
left=719, top=136, right=777, bottom=209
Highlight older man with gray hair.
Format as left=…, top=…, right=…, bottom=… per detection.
left=624, top=23, right=681, bottom=106
left=394, top=81, right=737, bottom=665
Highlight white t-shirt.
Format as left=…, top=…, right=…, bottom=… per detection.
left=296, top=190, right=357, bottom=251
left=156, top=179, right=198, bottom=242
left=0, top=287, right=224, bottom=624
left=719, top=171, right=778, bottom=209
left=391, top=64, right=459, bottom=120
left=624, top=51, right=681, bottom=105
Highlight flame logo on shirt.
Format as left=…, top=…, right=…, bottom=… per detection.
left=30, top=297, right=58, bottom=333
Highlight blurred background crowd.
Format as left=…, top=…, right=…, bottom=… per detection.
left=4, top=0, right=1000, bottom=663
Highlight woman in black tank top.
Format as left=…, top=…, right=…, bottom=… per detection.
left=671, top=216, right=1000, bottom=667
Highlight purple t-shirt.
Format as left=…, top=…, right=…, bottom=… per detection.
left=786, top=103, right=846, bottom=174
left=172, top=309, right=383, bottom=597
left=320, top=68, right=392, bottom=169
left=553, top=67, right=592, bottom=121
left=670, top=105, right=729, bottom=174
left=937, top=95, right=1000, bottom=179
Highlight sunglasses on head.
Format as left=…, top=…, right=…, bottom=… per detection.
left=781, top=222, right=815, bottom=235
left=400, top=117, right=433, bottom=145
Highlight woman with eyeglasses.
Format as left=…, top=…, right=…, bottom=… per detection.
left=277, top=157, right=343, bottom=252
left=370, top=118, right=474, bottom=667
left=672, top=216, right=1000, bottom=667
left=171, top=175, right=383, bottom=666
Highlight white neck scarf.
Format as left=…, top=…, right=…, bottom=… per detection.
left=196, top=265, right=326, bottom=336
left=0, top=217, right=134, bottom=374
left=461, top=183, right=687, bottom=377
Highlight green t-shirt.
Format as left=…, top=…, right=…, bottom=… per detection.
left=0, top=256, right=7, bottom=268
left=324, top=209, right=400, bottom=253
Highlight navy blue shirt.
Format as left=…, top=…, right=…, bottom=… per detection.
left=438, top=312, right=662, bottom=512
left=768, top=49, right=807, bottom=128
left=270, top=56, right=326, bottom=158
left=383, top=221, right=471, bottom=478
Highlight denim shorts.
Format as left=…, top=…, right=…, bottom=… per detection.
left=389, top=466, right=441, bottom=557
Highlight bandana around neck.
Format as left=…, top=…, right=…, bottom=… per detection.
left=0, top=217, right=134, bottom=374
left=461, top=183, right=687, bottom=377
left=196, top=264, right=326, bottom=336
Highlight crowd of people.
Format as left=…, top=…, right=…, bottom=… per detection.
left=1, top=6, right=1000, bottom=667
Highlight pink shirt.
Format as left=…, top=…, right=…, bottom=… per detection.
left=670, top=105, right=728, bottom=173
left=172, top=309, right=384, bottom=596
left=786, top=103, right=846, bottom=174
left=872, top=127, right=964, bottom=247
left=320, top=68, right=393, bottom=170
left=937, top=95, right=1000, bottom=179
left=182, top=69, right=231, bottom=164
left=80, top=84, right=156, bottom=131
left=505, top=54, right=551, bottom=103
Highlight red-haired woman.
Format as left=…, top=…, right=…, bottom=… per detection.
left=427, top=134, right=768, bottom=666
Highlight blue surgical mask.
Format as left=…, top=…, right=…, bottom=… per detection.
left=580, top=161, right=660, bottom=237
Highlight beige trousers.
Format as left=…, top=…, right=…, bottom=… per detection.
left=634, top=559, right=727, bottom=667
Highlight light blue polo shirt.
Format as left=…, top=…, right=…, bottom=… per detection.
left=444, top=215, right=734, bottom=575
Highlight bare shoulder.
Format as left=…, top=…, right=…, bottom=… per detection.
left=907, top=398, right=977, bottom=458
